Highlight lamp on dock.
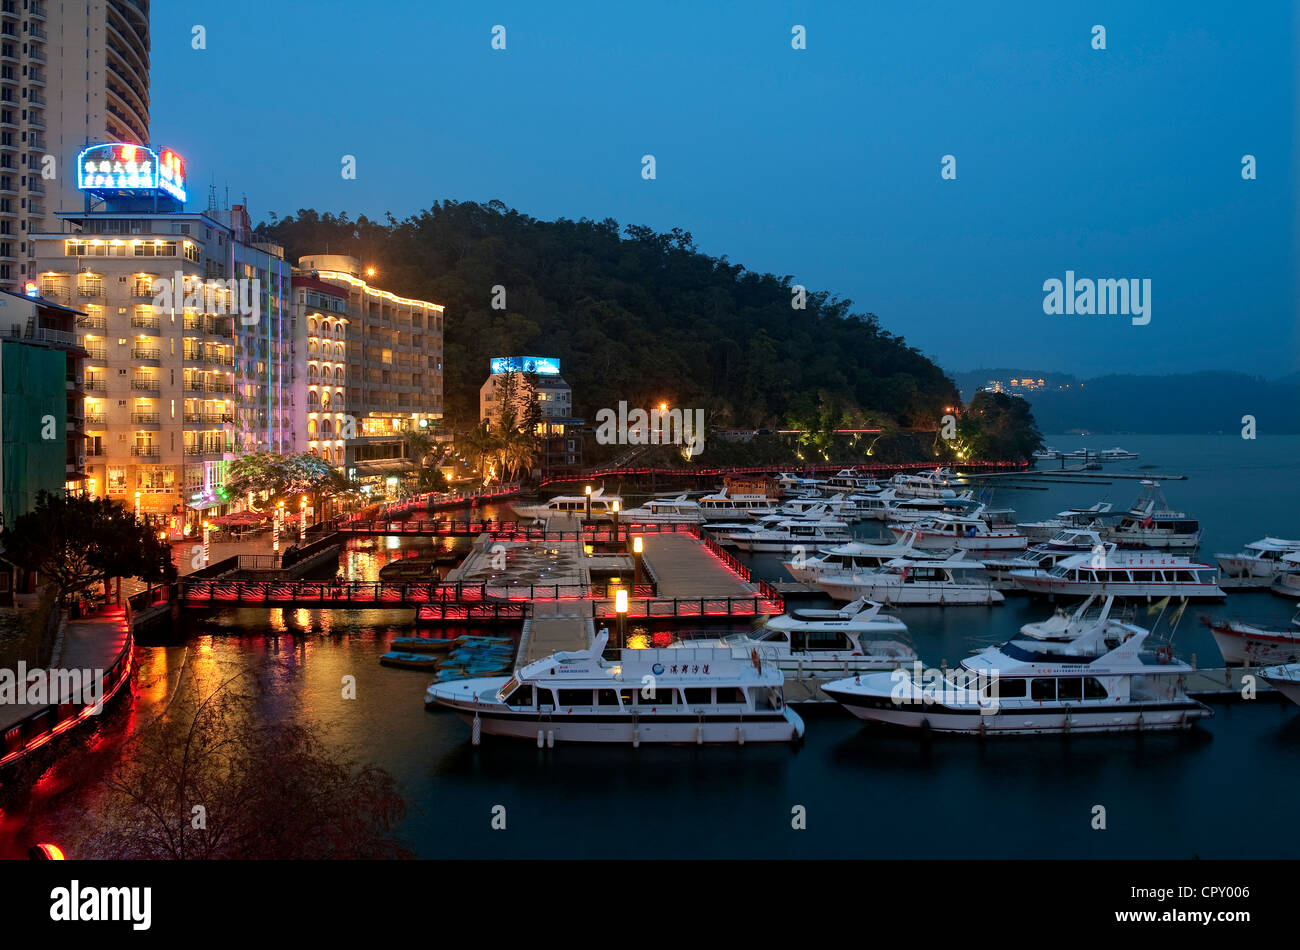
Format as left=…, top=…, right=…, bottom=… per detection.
left=615, top=588, right=629, bottom=649
left=632, top=535, right=643, bottom=591
left=584, top=485, right=592, bottom=521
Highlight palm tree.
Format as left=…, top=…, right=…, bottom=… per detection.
left=459, top=421, right=499, bottom=483
left=503, top=426, right=540, bottom=481
left=399, top=428, right=435, bottom=489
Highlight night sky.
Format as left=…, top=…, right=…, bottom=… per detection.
left=149, top=1, right=1297, bottom=378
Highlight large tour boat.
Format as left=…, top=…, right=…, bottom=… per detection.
left=425, top=630, right=806, bottom=745
left=618, top=494, right=705, bottom=524
left=696, top=488, right=779, bottom=521
left=821, top=610, right=1211, bottom=735
left=1009, top=545, right=1224, bottom=599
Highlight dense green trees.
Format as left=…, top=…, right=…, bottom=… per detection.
left=2, top=491, right=175, bottom=601
left=259, top=202, right=961, bottom=434
left=956, top=392, right=1044, bottom=461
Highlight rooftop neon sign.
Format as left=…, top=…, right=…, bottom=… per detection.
left=77, top=143, right=187, bottom=202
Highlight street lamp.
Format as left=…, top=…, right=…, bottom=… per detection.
left=273, top=502, right=283, bottom=554
left=584, top=484, right=592, bottom=521
left=632, top=535, right=643, bottom=591
left=615, top=588, right=628, bottom=650
left=611, top=498, right=620, bottom=537
left=202, top=520, right=211, bottom=566
left=299, top=497, right=307, bottom=544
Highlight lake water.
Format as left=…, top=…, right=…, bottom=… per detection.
left=4, top=434, right=1299, bottom=859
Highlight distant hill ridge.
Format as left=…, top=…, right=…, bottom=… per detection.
left=955, top=369, right=1300, bottom=434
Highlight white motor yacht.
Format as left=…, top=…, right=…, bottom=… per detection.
left=1215, top=538, right=1300, bottom=580
left=1258, top=664, right=1300, bottom=707
left=512, top=488, right=623, bottom=521
left=1109, top=481, right=1201, bottom=549
left=1017, top=502, right=1114, bottom=542
left=821, top=615, right=1211, bottom=735
left=618, top=494, right=705, bottom=524
left=782, top=531, right=949, bottom=583
left=815, top=556, right=1004, bottom=606
left=696, top=488, right=778, bottom=521
left=726, top=516, right=853, bottom=553
left=889, top=467, right=961, bottom=499
left=425, top=629, right=805, bottom=745
left=1032, top=446, right=1063, bottom=462
left=887, top=511, right=1028, bottom=552
left=1099, top=447, right=1139, bottom=461
left=1009, top=545, right=1224, bottom=599
left=1274, top=554, right=1300, bottom=599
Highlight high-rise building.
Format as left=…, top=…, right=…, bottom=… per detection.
left=294, top=255, right=443, bottom=484
left=13, top=0, right=152, bottom=289
left=31, top=146, right=298, bottom=532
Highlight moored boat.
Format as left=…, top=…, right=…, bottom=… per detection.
left=512, top=488, right=623, bottom=521
left=815, top=556, right=1004, bottom=606
left=425, top=630, right=805, bottom=744
left=380, top=651, right=441, bottom=670
left=1215, top=538, right=1300, bottom=580
left=1010, top=545, right=1224, bottom=599
left=1258, top=664, right=1300, bottom=707
left=1203, top=610, right=1300, bottom=665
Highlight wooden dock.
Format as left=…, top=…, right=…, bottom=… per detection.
left=640, top=533, right=757, bottom=599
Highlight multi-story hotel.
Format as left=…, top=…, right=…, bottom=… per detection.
left=31, top=148, right=297, bottom=532
left=294, top=255, right=443, bottom=482
left=4, top=0, right=152, bottom=289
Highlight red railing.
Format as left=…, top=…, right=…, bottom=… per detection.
left=341, top=482, right=521, bottom=527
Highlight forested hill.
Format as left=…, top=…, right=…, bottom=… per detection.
left=258, top=201, right=959, bottom=432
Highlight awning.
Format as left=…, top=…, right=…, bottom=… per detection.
left=352, top=458, right=413, bottom=476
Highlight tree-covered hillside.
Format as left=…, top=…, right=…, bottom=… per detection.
left=259, top=201, right=960, bottom=433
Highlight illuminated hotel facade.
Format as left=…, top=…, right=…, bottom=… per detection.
left=29, top=144, right=297, bottom=530
left=294, top=255, right=443, bottom=481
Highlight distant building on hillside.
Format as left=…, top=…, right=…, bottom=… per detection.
left=479, top=357, right=582, bottom=473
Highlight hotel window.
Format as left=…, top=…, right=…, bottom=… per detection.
left=106, top=467, right=127, bottom=495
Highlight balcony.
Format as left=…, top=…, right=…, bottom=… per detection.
left=130, top=446, right=159, bottom=460
left=130, top=315, right=160, bottom=331
left=84, top=379, right=106, bottom=393
left=130, top=412, right=159, bottom=426
left=130, top=345, right=160, bottom=362
left=77, top=285, right=105, bottom=299
left=76, top=314, right=106, bottom=330
left=84, top=414, right=106, bottom=427
left=130, top=379, right=159, bottom=393
left=84, top=345, right=106, bottom=360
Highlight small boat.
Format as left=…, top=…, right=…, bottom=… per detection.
left=1275, top=555, right=1300, bottom=599
left=822, top=610, right=1211, bottom=735
left=815, top=556, right=1004, bottom=606
left=889, top=467, right=961, bottom=499
left=1009, top=545, right=1224, bottom=599
left=823, top=469, right=884, bottom=494
left=726, top=516, right=853, bottom=553
left=390, top=636, right=455, bottom=652
left=1017, top=502, right=1114, bottom=542
left=425, top=629, right=806, bottom=744
left=696, top=488, right=778, bottom=521
left=1215, top=538, right=1300, bottom=580
left=380, top=651, right=441, bottom=670
left=782, top=532, right=948, bottom=584
left=723, top=598, right=916, bottom=672
left=456, top=635, right=513, bottom=645
left=1032, top=446, right=1063, bottom=461
left=1258, top=664, right=1300, bottom=707
left=1098, top=447, right=1139, bottom=461
left=1204, top=610, right=1300, bottom=665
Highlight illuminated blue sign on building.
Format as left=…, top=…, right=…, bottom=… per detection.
left=490, top=356, right=560, bottom=376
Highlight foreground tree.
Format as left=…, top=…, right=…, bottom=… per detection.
left=956, top=391, right=1044, bottom=461
left=2, top=491, right=175, bottom=602
left=226, top=452, right=350, bottom=514
left=74, top=676, right=412, bottom=859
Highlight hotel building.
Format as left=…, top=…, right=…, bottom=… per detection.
left=6, top=0, right=153, bottom=289
left=31, top=152, right=297, bottom=531
left=294, top=255, right=443, bottom=482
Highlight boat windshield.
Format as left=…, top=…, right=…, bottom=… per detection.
left=496, top=676, right=521, bottom=702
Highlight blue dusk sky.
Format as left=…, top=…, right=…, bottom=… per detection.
left=149, top=1, right=1297, bottom=379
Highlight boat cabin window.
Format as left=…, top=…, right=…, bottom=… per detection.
left=714, top=686, right=747, bottom=705
left=536, top=688, right=556, bottom=708
left=1030, top=679, right=1056, bottom=701
left=803, top=631, right=851, bottom=652
left=558, top=689, right=592, bottom=707
left=1083, top=677, right=1109, bottom=699
left=751, top=688, right=778, bottom=710
left=1057, top=678, right=1083, bottom=701
left=683, top=687, right=711, bottom=705
left=618, top=688, right=635, bottom=707
left=640, top=687, right=678, bottom=706
left=596, top=689, right=619, bottom=706
left=987, top=677, right=1026, bottom=698
left=759, top=630, right=788, bottom=642
left=504, top=684, right=534, bottom=708
left=1132, top=571, right=1154, bottom=582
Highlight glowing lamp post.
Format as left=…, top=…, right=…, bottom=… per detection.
left=612, top=499, right=620, bottom=536
left=202, top=521, right=211, bottom=566
left=615, top=588, right=629, bottom=650
left=584, top=485, right=592, bottom=521
left=273, top=503, right=283, bottom=554
left=299, top=497, right=307, bottom=544
left=632, top=536, right=643, bottom=592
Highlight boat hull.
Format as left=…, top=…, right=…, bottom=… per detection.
left=816, top=579, right=1003, bottom=605
left=1010, top=574, right=1224, bottom=599
left=442, top=704, right=805, bottom=743
left=822, top=686, right=1209, bottom=735
left=1209, top=623, right=1300, bottom=665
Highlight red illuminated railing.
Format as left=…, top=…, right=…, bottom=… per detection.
left=539, top=461, right=1029, bottom=486
left=179, top=579, right=660, bottom=606
left=0, top=615, right=134, bottom=769
left=414, top=594, right=784, bottom=624
left=342, top=482, right=521, bottom=526
left=335, top=519, right=700, bottom=540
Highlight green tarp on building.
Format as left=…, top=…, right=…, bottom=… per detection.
left=1, top=341, right=67, bottom=523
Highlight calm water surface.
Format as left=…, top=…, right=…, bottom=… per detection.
left=5, top=435, right=1300, bottom=858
